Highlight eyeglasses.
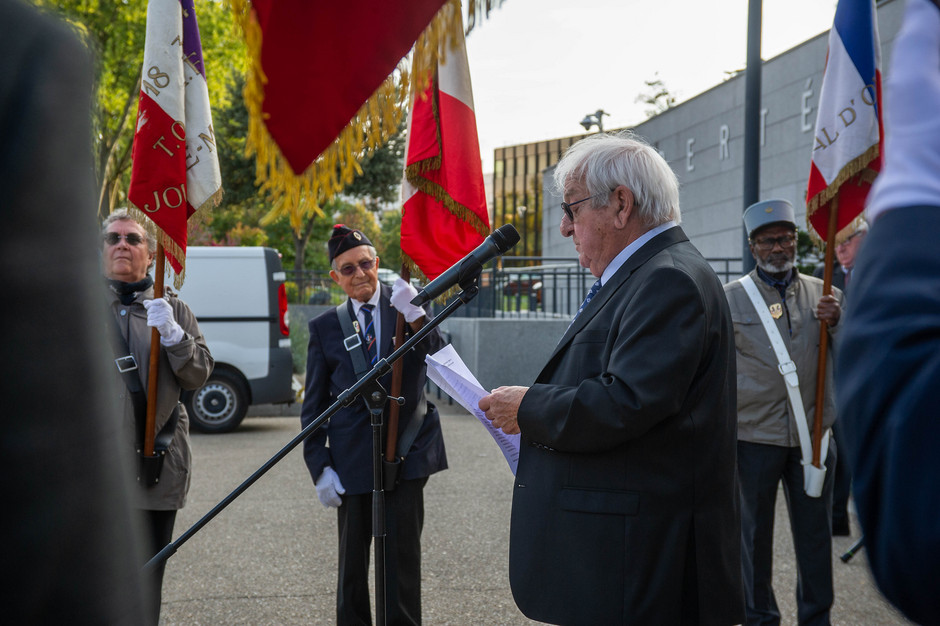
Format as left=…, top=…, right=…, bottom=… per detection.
left=561, top=195, right=595, bottom=222
left=752, top=234, right=797, bottom=251
left=103, top=232, right=145, bottom=246
left=337, top=258, right=376, bottom=276
left=561, top=189, right=615, bottom=223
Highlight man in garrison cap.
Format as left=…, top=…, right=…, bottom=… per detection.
left=724, top=199, right=844, bottom=625
left=300, top=224, right=447, bottom=625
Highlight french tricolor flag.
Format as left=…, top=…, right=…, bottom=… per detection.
left=128, top=0, right=222, bottom=283
left=806, top=0, right=883, bottom=243
left=401, top=8, right=490, bottom=283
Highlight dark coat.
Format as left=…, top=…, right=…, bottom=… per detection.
left=813, top=260, right=847, bottom=293
left=510, top=227, right=745, bottom=625
left=301, top=284, right=447, bottom=495
left=1, top=0, right=148, bottom=620
left=836, top=206, right=940, bottom=625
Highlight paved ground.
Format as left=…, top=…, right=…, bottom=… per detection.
left=161, top=403, right=909, bottom=625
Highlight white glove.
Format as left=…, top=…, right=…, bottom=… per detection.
left=143, top=298, right=185, bottom=346
left=867, top=0, right=940, bottom=220
left=315, top=466, right=345, bottom=508
left=390, top=278, right=426, bottom=323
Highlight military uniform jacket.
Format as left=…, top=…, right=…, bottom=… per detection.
left=724, top=269, right=843, bottom=448
left=300, top=284, right=447, bottom=495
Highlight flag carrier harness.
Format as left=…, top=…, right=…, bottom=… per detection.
left=144, top=261, right=488, bottom=626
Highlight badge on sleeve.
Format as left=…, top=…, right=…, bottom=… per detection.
left=769, top=303, right=783, bottom=319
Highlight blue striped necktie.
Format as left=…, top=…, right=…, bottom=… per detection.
left=572, top=279, right=602, bottom=324
left=361, top=304, right=378, bottom=364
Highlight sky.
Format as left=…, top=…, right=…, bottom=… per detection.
left=463, top=0, right=839, bottom=170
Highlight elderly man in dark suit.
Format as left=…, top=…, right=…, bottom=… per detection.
left=480, top=132, right=744, bottom=625
left=813, top=219, right=867, bottom=538
left=301, top=225, right=447, bottom=625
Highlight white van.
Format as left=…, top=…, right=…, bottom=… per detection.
left=174, top=246, right=295, bottom=432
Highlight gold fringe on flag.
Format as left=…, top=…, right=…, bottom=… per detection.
left=227, top=0, right=501, bottom=234
left=805, top=143, right=880, bottom=247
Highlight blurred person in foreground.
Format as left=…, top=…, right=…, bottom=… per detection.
left=725, top=199, right=843, bottom=626
left=301, top=225, right=447, bottom=625
left=835, top=0, right=940, bottom=622
left=479, top=132, right=744, bottom=625
left=0, top=0, right=147, bottom=621
left=102, top=211, right=213, bottom=624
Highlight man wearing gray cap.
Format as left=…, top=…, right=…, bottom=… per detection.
left=724, top=199, right=843, bottom=625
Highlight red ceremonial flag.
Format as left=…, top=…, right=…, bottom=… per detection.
left=402, top=17, right=490, bottom=282
left=128, top=0, right=222, bottom=283
left=250, top=0, right=448, bottom=175
left=806, top=0, right=883, bottom=241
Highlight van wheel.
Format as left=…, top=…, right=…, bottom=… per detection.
left=186, top=370, right=248, bottom=433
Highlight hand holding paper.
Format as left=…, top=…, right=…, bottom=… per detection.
left=478, top=387, right=526, bottom=435
left=425, top=345, right=521, bottom=474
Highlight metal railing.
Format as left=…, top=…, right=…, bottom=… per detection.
left=285, top=256, right=744, bottom=318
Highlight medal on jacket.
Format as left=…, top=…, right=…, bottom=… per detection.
left=769, top=303, right=783, bottom=319
left=353, top=319, right=361, bottom=334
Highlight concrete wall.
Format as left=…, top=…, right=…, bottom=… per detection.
left=439, top=318, right=568, bottom=391
left=288, top=305, right=564, bottom=396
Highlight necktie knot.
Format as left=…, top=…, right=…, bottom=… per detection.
left=571, top=279, right=602, bottom=324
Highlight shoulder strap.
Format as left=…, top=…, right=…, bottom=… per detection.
left=107, top=311, right=180, bottom=454
left=336, top=301, right=370, bottom=381
left=107, top=312, right=148, bottom=445
left=739, top=275, right=828, bottom=465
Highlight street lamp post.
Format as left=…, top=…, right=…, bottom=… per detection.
left=580, top=109, right=608, bottom=133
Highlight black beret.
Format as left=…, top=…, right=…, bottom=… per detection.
left=328, top=224, right=373, bottom=263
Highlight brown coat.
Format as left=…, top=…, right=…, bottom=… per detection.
left=107, top=285, right=213, bottom=510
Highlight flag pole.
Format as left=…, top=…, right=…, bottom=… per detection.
left=812, top=197, right=839, bottom=467
left=385, top=264, right=411, bottom=464
left=144, top=243, right=166, bottom=458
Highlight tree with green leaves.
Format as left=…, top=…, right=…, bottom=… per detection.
left=31, top=0, right=245, bottom=215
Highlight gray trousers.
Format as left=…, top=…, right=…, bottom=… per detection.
left=737, top=440, right=835, bottom=626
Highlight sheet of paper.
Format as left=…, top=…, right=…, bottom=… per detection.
left=426, top=344, right=520, bottom=474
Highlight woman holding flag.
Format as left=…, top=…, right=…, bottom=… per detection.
left=102, top=211, right=213, bottom=624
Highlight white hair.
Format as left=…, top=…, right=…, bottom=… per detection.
left=553, top=131, right=681, bottom=228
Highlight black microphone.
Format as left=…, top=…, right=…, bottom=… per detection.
left=410, top=224, right=520, bottom=306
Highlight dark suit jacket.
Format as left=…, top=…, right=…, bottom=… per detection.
left=510, top=227, right=744, bottom=625
left=813, top=261, right=848, bottom=293
left=835, top=206, right=940, bottom=625
left=301, top=284, right=447, bottom=495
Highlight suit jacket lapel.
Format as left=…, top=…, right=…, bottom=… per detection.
left=547, top=226, right=689, bottom=365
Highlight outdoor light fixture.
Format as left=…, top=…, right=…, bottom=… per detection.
left=580, top=109, right=608, bottom=132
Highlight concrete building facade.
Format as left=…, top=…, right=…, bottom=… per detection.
left=488, top=0, right=903, bottom=262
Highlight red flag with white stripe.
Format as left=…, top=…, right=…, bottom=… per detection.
left=401, top=14, right=489, bottom=282
left=128, top=0, right=222, bottom=284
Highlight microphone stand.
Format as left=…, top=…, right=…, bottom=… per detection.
left=145, top=277, right=482, bottom=626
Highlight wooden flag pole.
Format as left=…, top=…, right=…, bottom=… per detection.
left=385, top=265, right=411, bottom=462
left=812, top=198, right=839, bottom=467
left=144, top=243, right=166, bottom=458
